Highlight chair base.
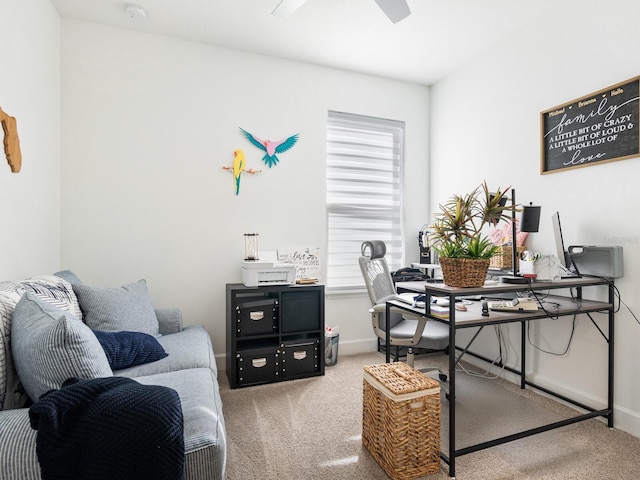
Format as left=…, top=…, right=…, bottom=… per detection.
left=376, top=340, right=450, bottom=396
left=377, top=340, right=448, bottom=361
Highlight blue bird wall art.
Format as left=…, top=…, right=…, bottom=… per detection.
left=239, top=127, right=299, bottom=167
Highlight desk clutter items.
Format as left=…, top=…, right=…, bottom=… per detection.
left=488, top=220, right=528, bottom=269
left=490, top=245, right=525, bottom=269
left=487, top=297, right=539, bottom=312
left=531, top=254, right=563, bottom=281
left=362, top=362, right=441, bottom=480
left=277, top=247, right=321, bottom=283
left=519, top=250, right=540, bottom=278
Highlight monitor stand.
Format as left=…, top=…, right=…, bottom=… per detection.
left=500, top=275, right=531, bottom=284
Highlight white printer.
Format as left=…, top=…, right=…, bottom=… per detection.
left=241, top=251, right=296, bottom=287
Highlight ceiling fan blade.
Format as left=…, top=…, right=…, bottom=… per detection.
left=374, top=0, right=411, bottom=23
left=272, top=0, right=309, bottom=17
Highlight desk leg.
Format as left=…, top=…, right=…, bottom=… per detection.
left=448, top=317, right=456, bottom=478
left=520, top=320, right=526, bottom=389
left=385, top=302, right=391, bottom=363
left=608, top=282, right=615, bottom=428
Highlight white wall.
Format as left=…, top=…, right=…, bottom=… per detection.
left=0, top=0, right=60, bottom=279
left=59, top=20, right=430, bottom=365
left=431, top=0, right=640, bottom=436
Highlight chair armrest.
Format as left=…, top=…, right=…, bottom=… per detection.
left=155, top=308, right=183, bottom=335
left=371, top=302, right=428, bottom=346
left=372, top=302, right=421, bottom=316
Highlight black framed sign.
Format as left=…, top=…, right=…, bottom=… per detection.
left=541, top=76, right=639, bottom=174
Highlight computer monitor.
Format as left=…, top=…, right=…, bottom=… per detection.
left=552, top=212, right=579, bottom=276
left=551, top=212, right=567, bottom=268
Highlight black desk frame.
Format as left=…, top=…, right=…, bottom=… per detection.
left=386, top=277, right=614, bottom=478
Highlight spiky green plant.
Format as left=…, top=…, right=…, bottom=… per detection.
left=430, top=181, right=515, bottom=259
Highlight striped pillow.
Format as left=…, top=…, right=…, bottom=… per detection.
left=11, top=293, right=112, bottom=402
left=73, top=279, right=159, bottom=337
left=0, top=275, right=83, bottom=409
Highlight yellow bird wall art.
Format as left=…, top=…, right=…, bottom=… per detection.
left=222, top=149, right=261, bottom=195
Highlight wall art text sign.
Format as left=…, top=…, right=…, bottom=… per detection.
left=541, top=76, right=639, bottom=174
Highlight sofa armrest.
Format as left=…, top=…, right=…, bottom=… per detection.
left=155, top=308, right=183, bottom=335
left=0, top=409, right=40, bottom=479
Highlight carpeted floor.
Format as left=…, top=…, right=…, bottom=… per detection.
left=219, top=351, right=640, bottom=479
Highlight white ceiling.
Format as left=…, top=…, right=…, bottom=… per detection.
left=50, top=0, right=556, bottom=85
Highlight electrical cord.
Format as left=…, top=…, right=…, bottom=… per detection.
left=567, top=275, right=638, bottom=323
left=527, top=314, right=578, bottom=356
left=456, top=325, right=509, bottom=380
left=459, top=276, right=639, bottom=377
left=522, top=275, right=639, bottom=356
left=602, top=276, right=639, bottom=323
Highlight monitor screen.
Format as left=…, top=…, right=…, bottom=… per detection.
left=552, top=212, right=567, bottom=268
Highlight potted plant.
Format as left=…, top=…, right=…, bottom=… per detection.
left=429, top=182, right=514, bottom=287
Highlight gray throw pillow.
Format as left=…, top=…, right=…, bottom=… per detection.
left=73, top=279, right=160, bottom=337
left=11, top=293, right=113, bottom=402
left=53, top=269, right=83, bottom=285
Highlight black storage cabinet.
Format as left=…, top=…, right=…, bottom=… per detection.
left=226, top=283, right=325, bottom=388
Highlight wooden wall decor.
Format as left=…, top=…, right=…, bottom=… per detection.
left=541, top=76, right=639, bottom=174
left=0, top=107, right=22, bottom=173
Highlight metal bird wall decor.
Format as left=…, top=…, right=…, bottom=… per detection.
left=239, top=128, right=299, bottom=167
left=222, top=149, right=261, bottom=195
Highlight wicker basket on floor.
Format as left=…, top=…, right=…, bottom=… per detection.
left=362, top=362, right=441, bottom=479
left=489, top=246, right=525, bottom=269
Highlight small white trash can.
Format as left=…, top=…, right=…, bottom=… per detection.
left=324, top=326, right=340, bottom=366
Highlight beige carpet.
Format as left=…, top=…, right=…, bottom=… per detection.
left=219, top=351, right=640, bottom=479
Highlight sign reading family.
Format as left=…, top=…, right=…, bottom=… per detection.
left=541, top=76, right=639, bottom=174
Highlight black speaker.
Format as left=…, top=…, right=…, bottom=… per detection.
left=418, top=227, right=430, bottom=263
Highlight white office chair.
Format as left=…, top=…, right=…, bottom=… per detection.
left=359, top=240, right=449, bottom=384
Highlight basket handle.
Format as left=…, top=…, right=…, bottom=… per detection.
left=392, top=367, right=415, bottom=383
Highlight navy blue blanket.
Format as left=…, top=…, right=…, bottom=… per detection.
left=29, top=377, right=184, bottom=480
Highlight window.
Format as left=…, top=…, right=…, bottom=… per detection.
left=326, top=111, right=405, bottom=292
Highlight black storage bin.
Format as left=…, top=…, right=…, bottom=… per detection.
left=235, top=298, right=278, bottom=337
left=280, top=339, right=319, bottom=378
left=280, top=290, right=321, bottom=333
left=237, top=347, right=280, bottom=386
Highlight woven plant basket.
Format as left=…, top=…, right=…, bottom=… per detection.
left=489, top=246, right=525, bottom=269
left=439, top=257, right=490, bottom=287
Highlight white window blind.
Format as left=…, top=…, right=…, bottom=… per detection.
left=326, top=111, right=405, bottom=291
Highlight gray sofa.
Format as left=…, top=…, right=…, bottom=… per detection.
left=0, top=273, right=226, bottom=479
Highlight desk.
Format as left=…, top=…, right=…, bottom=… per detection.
left=387, top=277, right=614, bottom=478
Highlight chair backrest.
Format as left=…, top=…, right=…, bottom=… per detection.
left=359, top=240, right=396, bottom=306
